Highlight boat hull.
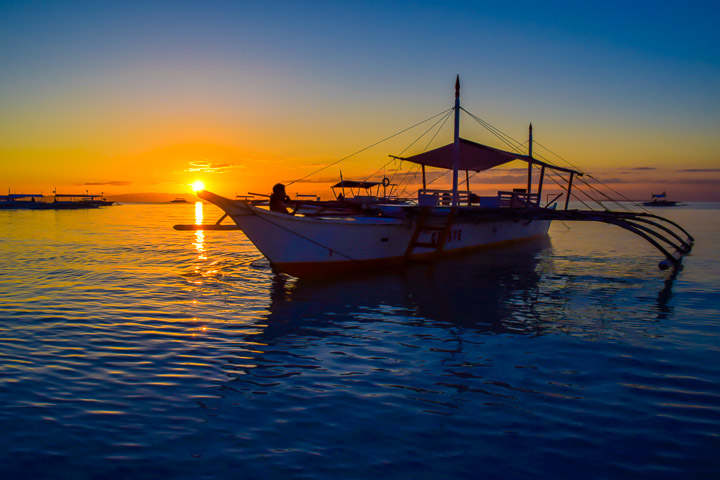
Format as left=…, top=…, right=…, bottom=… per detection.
left=199, top=190, right=550, bottom=277
left=272, top=233, right=548, bottom=277
left=642, top=201, right=678, bottom=207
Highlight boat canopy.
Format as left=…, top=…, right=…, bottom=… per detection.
left=331, top=180, right=380, bottom=189
left=398, top=138, right=580, bottom=175
left=0, top=194, right=45, bottom=200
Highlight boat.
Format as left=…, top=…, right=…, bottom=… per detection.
left=170, top=198, right=189, bottom=203
left=178, top=77, right=694, bottom=276
left=0, top=194, right=46, bottom=209
left=51, top=193, right=114, bottom=208
left=642, top=192, right=680, bottom=207
left=0, top=192, right=115, bottom=209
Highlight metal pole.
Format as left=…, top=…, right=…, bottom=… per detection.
left=565, top=172, right=574, bottom=210
left=452, top=75, right=460, bottom=207
left=537, top=165, right=545, bottom=207
left=526, top=123, right=533, bottom=196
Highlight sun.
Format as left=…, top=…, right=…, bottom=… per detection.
left=191, top=180, right=205, bottom=192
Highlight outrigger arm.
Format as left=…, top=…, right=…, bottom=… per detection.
left=173, top=212, right=241, bottom=231
left=527, top=209, right=695, bottom=269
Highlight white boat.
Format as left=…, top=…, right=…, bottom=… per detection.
left=641, top=192, right=680, bottom=207
left=186, top=77, right=694, bottom=276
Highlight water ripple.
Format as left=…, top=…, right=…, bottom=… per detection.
left=0, top=205, right=718, bottom=478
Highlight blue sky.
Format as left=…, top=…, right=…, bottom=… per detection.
left=1, top=0, right=719, bottom=198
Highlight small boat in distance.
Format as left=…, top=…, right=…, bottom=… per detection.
left=53, top=193, right=115, bottom=207
left=178, top=77, right=694, bottom=275
left=0, top=192, right=114, bottom=209
left=0, top=194, right=46, bottom=209
left=170, top=198, right=189, bottom=203
left=642, top=192, right=680, bottom=207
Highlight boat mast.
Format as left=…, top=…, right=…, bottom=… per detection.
left=526, top=123, right=533, bottom=197
left=452, top=75, right=460, bottom=207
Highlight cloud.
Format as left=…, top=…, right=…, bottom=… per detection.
left=185, top=161, right=239, bottom=173
left=665, top=178, right=720, bottom=185
left=596, top=177, right=720, bottom=186
left=83, top=181, right=132, bottom=186
left=676, top=168, right=720, bottom=173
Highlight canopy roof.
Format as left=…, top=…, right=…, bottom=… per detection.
left=331, top=180, right=380, bottom=189
left=399, top=138, right=580, bottom=175
left=1, top=194, right=44, bottom=199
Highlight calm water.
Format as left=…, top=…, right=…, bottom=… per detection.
left=1, top=202, right=719, bottom=479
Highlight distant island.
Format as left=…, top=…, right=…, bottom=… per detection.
left=105, top=193, right=198, bottom=203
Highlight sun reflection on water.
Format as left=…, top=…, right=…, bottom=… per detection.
left=193, top=202, right=206, bottom=260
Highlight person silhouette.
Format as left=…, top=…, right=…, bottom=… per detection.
left=269, top=183, right=294, bottom=214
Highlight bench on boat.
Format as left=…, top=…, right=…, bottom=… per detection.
left=418, top=188, right=540, bottom=208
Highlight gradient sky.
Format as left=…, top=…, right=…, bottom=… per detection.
left=1, top=0, right=719, bottom=200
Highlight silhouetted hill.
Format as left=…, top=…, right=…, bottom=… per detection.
left=105, top=193, right=199, bottom=203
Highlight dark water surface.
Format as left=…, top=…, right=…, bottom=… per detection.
left=1, top=203, right=718, bottom=479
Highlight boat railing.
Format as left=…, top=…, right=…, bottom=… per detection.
left=497, top=190, right=540, bottom=208
left=295, top=194, right=320, bottom=202
left=418, top=188, right=541, bottom=208
left=418, top=189, right=474, bottom=207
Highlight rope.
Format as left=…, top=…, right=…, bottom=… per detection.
left=532, top=139, right=646, bottom=213
left=388, top=110, right=455, bottom=192
left=287, top=108, right=453, bottom=187
left=461, top=108, right=526, bottom=154
left=285, top=101, right=641, bottom=217
left=363, top=109, right=454, bottom=186
left=543, top=170, right=595, bottom=210
left=247, top=207, right=358, bottom=261
left=461, top=107, right=643, bottom=213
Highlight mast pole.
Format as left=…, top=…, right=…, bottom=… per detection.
left=452, top=75, right=460, bottom=207
left=526, top=123, right=533, bottom=198
left=537, top=165, right=545, bottom=207
left=565, top=172, right=574, bottom=210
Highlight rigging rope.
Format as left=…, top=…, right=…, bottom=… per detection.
left=392, top=110, right=456, bottom=195
left=532, top=139, right=646, bottom=213
left=247, top=208, right=358, bottom=261
left=461, top=108, right=527, bottom=154
left=461, top=107, right=643, bottom=213
left=543, top=170, right=595, bottom=210
left=287, top=108, right=453, bottom=187
left=363, top=110, right=454, bottom=185
left=286, top=101, right=639, bottom=216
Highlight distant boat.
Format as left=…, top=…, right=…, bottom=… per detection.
left=0, top=193, right=113, bottom=209
left=170, top=198, right=189, bottom=203
left=642, top=192, right=680, bottom=207
left=0, top=194, right=46, bottom=209
left=53, top=193, right=114, bottom=208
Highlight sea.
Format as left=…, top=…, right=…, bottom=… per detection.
left=1, top=201, right=718, bottom=480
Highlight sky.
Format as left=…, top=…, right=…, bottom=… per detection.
left=1, top=0, right=719, bottom=201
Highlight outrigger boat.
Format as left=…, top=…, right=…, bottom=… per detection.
left=0, top=194, right=46, bottom=209
left=0, top=192, right=114, bottom=209
left=642, top=192, right=680, bottom=207
left=52, top=193, right=114, bottom=208
left=176, top=77, right=694, bottom=276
